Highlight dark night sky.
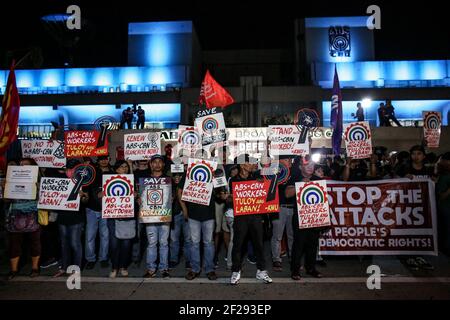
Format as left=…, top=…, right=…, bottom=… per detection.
left=1, top=0, right=449, bottom=68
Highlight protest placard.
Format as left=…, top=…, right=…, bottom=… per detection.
left=295, top=180, right=331, bottom=229
left=195, top=109, right=227, bottom=147
left=177, top=125, right=201, bottom=158
left=343, top=121, right=372, bottom=159
left=319, top=179, right=438, bottom=255
left=139, top=176, right=172, bottom=223
left=232, top=179, right=279, bottom=216
left=124, top=132, right=161, bottom=160
left=423, top=111, right=441, bottom=148
left=181, top=159, right=217, bottom=206
left=102, top=175, right=135, bottom=218
left=37, top=178, right=80, bottom=211
left=21, top=140, right=66, bottom=168
left=64, top=130, right=109, bottom=158
left=268, top=125, right=309, bottom=156
left=4, top=165, right=39, bottom=200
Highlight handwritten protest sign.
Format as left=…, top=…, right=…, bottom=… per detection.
left=181, top=159, right=217, bottom=206
left=343, top=121, right=372, bottom=159
left=139, top=177, right=172, bottom=223
left=268, top=125, right=309, bottom=156
left=64, top=130, right=109, bottom=158
left=423, top=111, right=441, bottom=148
left=124, top=132, right=161, bottom=160
left=232, top=180, right=279, bottom=216
left=295, top=180, right=331, bottom=229
left=102, top=175, right=135, bottom=218
left=319, top=179, right=438, bottom=255
left=37, top=178, right=80, bottom=211
left=21, top=140, right=66, bottom=168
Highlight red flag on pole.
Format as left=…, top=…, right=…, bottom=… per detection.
left=0, top=61, right=21, bottom=169
left=199, top=70, right=234, bottom=109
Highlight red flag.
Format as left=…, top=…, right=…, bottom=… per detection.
left=0, top=61, right=21, bottom=169
left=199, top=70, right=234, bottom=109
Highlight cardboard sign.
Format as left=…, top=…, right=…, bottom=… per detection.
left=6, top=166, right=39, bottom=183
left=195, top=112, right=227, bottom=147
left=295, top=180, right=331, bottom=229
left=139, top=177, right=172, bottom=223
left=268, top=125, right=309, bottom=156
left=232, top=180, right=279, bottom=216
left=343, top=121, right=372, bottom=159
left=181, top=159, right=217, bottom=206
left=177, top=125, right=202, bottom=158
left=320, top=179, right=438, bottom=256
left=21, top=140, right=66, bottom=168
left=171, top=164, right=184, bottom=173
left=102, top=175, right=135, bottom=218
left=213, top=176, right=228, bottom=188
left=124, top=132, right=161, bottom=160
left=423, top=111, right=441, bottom=148
left=37, top=178, right=80, bottom=211
left=64, top=130, right=109, bottom=158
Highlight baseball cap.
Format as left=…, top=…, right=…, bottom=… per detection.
left=150, top=154, right=165, bottom=162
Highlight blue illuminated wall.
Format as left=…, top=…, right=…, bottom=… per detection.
left=305, top=17, right=375, bottom=64
left=322, top=100, right=450, bottom=127
left=17, top=104, right=180, bottom=127
left=313, top=61, right=450, bottom=88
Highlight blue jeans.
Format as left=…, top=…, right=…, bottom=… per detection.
left=85, top=208, right=109, bottom=262
left=108, top=220, right=132, bottom=270
left=170, top=213, right=192, bottom=264
left=189, top=219, right=215, bottom=274
left=58, top=223, right=83, bottom=271
left=145, top=223, right=170, bottom=271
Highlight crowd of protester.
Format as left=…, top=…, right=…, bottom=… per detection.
left=1, top=141, right=449, bottom=284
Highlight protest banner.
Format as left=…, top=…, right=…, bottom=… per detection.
left=268, top=125, right=309, bottom=156
left=37, top=178, right=80, bottom=211
left=227, top=127, right=268, bottom=161
left=177, top=125, right=201, bottom=158
left=124, top=132, right=161, bottom=160
left=232, top=179, right=279, bottom=216
left=64, top=130, right=109, bottom=158
left=423, top=111, right=441, bottom=148
left=102, top=175, right=135, bottom=218
left=21, top=140, right=66, bottom=168
left=181, top=159, right=217, bottom=206
left=343, top=121, right=372, bottom=159
left=319, top=179, right=438, bottom=255
left=295, top=180, right=331, bottom=229
left=139, top=176, right=172, bottom=223
left=4, top=165, right=39, bottom=200
left=195, top=109, right=227, bottom=147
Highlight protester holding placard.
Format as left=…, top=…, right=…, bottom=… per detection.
left=285, top=156, right=324, bottom=280
left=141, top=154, right=171, bottom=279
left=107, top=160, right=137, bottom=278
left=52, top=159, right=89, bottom=278
left=227, top=154, right=273, bottom=285
left=84, top=155, right=114, bottom=270
left=5, top=158, right=41, bottom=280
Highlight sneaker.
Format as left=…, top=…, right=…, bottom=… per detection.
left=120, top=268, right=129, bottom=277
left=85, top=261, right=96, bottom=270
left=207, top=272, right=218, bottom=281
left=415, top=257, right=434, bottom=270
left=230, top=271, right=241, bottom=285
left=256, top=270, right=272, bottom=283
left=272, top=261, right=283, bottom=272
left=185, top=271, right=200, bottom=280
left=100, top=261, right=109, bottom=268
left=291, top=274, right=301, bottom=281
left=405, top=258, right=420, bottom=271
left=29, top=269, right=40, bottom=278
left=246, top=257, right=257, bottom=265
left=109, top=270, right=117, bottom=278
left=40, top=258, right=58, bottom=269
left=53, top=269, right=67, bottom=278
left=162, top=270, right=170, bottom=279
left=143, top=270, right=157, bottom=278
left=7, top=271, right=18, bottom=281
left=306, top=269, right=322, bottom=278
